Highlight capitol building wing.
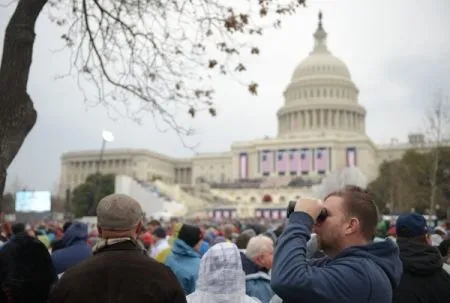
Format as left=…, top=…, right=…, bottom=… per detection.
left=58, top=14, right=431, bottom=200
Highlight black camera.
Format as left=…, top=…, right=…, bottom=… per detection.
left=286, top=200, right=328, bottom=223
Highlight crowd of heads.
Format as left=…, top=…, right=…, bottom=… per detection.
left=1, top=186, right=450, bottom=302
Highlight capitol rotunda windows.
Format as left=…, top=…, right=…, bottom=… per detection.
left=278, top=109, right=365, bottom=134
left=286, top=86, right=357, bottom=102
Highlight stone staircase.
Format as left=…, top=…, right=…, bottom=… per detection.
left=210, top=188, right=236, bottom=202
left=153, top=180, right=208, bottom=214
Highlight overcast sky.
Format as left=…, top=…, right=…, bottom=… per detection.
left=1, top=0, right=449, bottom=193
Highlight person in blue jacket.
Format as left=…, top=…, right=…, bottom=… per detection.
left=271, top=185, right=403, bottom=303
left=51, top=221, right=92, bottom=275
left=165, top=224, right=202, bottom=295
left=198, top=240, right=210, bottom=256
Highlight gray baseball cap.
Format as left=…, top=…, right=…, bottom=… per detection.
left=97, top=194, right=143, bottom=230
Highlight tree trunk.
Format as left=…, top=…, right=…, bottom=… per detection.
left=0, top=0, right=48, bottom=212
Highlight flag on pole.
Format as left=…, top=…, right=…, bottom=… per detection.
left=261, top=151, right=273, bottom=173
left=300, top=149, right=310, bottom=173
left=277, top=150, right=287, bottom=173
left=289, top=150, right=299, bottom=173
left=316, top=148, right=328, bottom=172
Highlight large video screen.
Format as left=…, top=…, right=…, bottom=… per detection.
left=15, top=191, right=51, bottom=212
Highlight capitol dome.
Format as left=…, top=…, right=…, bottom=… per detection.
left=277, top=12, right=366, bottom=138
left=290, top=12, right=352, bottom=82
left=291, top=53, right=351, bottom=80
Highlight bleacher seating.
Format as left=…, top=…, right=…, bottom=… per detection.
left=288, top=177, right=320, bottom=187
left=210, top=178, right=264, bottom=189
left=209, top=176, right=321, bottom=189
left=260, top=176, right=291, bottom=188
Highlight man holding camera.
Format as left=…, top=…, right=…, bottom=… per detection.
left=271, top=186, right=402, bottom=303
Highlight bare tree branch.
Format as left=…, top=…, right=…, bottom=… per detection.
left=424, top=90, right=450, bottom=214
left=0, top=0, right=306, bottom=204
left=42, top=0, right=306, bottom=143
left=0, top=0, right=18, bottom=8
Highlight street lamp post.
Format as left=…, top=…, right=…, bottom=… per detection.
left=89, top=130, right=114, bottom=215
left=96, top=130, right=115, bottom=175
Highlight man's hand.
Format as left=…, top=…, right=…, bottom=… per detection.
left=294, top=198, right=323, bottom=223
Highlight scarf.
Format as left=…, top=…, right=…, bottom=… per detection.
left=92, top=237, right=147, bottom=254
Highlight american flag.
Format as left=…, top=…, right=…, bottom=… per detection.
left=347, top=148, right=357, bottom=167
left=277, top=150, right=287, bottom=173
left=289, top=149, right=300, bottom=173
left=261, top=151, right=273, bottom=173
left=300, top=149, right=310, bottom=172
left=316, top=148, right=328, bottom=172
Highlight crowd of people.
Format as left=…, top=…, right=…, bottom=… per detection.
left=1, top=186, right=450, bottom=302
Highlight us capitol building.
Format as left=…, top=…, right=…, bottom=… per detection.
left=58, top=14, right=433, bottom=214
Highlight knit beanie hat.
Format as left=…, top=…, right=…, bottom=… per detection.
left=178, top=224, right=202, bottom=247
left=396, top=212, right=428, bottom=238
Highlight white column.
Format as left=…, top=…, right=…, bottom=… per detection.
left=286, top=114, right=290, bottom=132
left=302, top=111, right=306, bottom=129
left=350, top=112, right=354, bottom=130
left=306, top=111, right=310, bottom=128
left=292, top=113, right=295, bottom=130
left=351, top=112, right=354, bottom=129
left=347, top=112, right=351, bottom=130
left=311, top=110, right=316, bottom=128
left=348, top=111, right=351, bottom=129
left=343, top=111, right=346, bottom=129
left=320, top=110, right=324, bottom=128
left=338, top=110, right=342, bottom=128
